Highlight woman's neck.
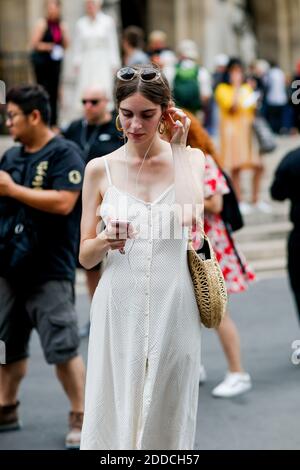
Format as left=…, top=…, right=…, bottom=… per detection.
left=126, top=135, right=166, bottom=161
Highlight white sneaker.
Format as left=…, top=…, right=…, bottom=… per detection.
left=239, top=202, right=253, bottom=216
left=253, top=201, right=273, bottom=214
left=199, top=365, right=207, bottom=385
left=212, top=372, right=252, bottom=398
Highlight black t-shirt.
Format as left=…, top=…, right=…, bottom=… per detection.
left=61, top=114, right=123, bottom=163
left=0, top=136, right=85, bottom=283
left=271, top=147, right=300, bottom=230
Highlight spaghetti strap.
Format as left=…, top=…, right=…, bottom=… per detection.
left=104, top=157, right=113, bottom=186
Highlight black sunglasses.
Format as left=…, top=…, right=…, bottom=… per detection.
left=82, top=99, right=102, bottom=106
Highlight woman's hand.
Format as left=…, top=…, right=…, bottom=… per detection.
left=98, top=220, right=135, bottom=254
left=97, top=229, right=127, bottom=253
left=163, top=107, right=191, bottom=146
left=38, top=42, right=54, bottom=52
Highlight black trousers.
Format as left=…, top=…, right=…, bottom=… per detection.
left=288, top=230, right=300, bottom=324
left=33, top=59, right=62, bottom=126
left=265, top=104, right=285, bottom=134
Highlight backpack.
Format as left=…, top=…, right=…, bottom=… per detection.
left=173, top=62, right=202, bottom=112
left=221, top=171, right=244, bottom=232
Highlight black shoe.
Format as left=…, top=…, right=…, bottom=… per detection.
left=0, top=401, right=22, bottom=432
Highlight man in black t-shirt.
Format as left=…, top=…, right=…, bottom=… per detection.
left=62, top=85, right=123, bottom=336
left=271, top=147, right=300, bottom=326
left=61, top=85, right=122, bottom=165
left=0, top=85, right=85, bottom=449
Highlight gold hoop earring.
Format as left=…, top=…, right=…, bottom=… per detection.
left=115, top=115, right=123, bottom=132
left=158, top=119, right=166, bottom=135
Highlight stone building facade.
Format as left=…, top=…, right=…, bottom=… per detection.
left=0, top=0, right=299, bottom=111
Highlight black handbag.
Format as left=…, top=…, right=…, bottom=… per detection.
left=253, top=116, right=277, bottom=154
left=221, top=171, right=244, bottom=232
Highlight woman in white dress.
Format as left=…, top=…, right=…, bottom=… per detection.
left=73, top=0, right=120, bottom=110
left=79, top=65, right=205, bottom=450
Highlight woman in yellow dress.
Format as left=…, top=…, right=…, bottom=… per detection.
left=215, top=59, right=266, bottom=214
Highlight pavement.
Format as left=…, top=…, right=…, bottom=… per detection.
left=0, top=275, right=299, bottom=451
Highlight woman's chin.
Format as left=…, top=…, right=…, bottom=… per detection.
left=127, top=133, right=148, bottom=143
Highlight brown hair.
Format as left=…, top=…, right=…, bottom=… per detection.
left=185, top=109, right=222, bottom=167
left=115, top=64, right=172, bottom=111
left=123, top=26, right=145, bottom=50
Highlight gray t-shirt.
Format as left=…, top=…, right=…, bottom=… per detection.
left=127, top=49, right=150, bottom=66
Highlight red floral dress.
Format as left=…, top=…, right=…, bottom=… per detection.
left=193, top=155, right=255, bottom=294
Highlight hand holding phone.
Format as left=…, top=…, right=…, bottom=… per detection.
left=106, top=219, right=137, bottom=254
left=109, top=219, right=135, bottom=238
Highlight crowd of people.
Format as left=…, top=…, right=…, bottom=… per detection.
left=0, top=0, right=300, bottom=452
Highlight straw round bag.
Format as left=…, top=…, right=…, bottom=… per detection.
left=188, top=235, right=227, bottom=328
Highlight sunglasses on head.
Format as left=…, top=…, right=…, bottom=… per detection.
left=82, top=99, right=101, bottom=106
left=117, top=67, right=162, bottom=82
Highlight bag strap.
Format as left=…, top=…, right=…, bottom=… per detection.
left=224, top=223, right=247, bottom=275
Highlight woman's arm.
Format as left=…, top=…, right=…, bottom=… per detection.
left=31, top=18, right=53, bottom=52
left=164, top=107, right=205, bottom=227
left=79, top=160, right=127, bottom=270
left=172, top=144, right=205, bottom=227
left=205, top=194, right=223, bottom=214
left=61, top=21, right=70, bottom=50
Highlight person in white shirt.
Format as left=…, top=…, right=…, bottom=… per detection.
left=122, top=26, right=150, bottom=67
left=73, top=0, right=121, bottom=111
left=265, top=62, right=288, bottom=134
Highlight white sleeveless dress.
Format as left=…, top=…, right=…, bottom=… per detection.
left=80, top=158, right=202, bottom=450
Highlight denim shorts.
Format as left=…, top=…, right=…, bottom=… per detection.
left=0, top=278, right=80, bottom=365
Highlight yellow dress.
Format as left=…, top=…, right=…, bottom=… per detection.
left=215, top=83, right=260, bottom=170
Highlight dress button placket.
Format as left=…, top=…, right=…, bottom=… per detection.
left=139, top=203, right=153, bottom=440
left=144, top=204, right=152, bottom=347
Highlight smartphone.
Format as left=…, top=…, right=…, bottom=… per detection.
left=110, top=219, right=131, bottom=236
left=109, top=219, right=132, bottom=255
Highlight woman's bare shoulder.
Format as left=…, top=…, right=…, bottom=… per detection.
left=85, top=147, right=124, bottom=179
left=186, top=147, right=206, bottom=174
left=105, top=146, right=125, bottom=162
left=84, top=158, right=106, bottom=188
left=35, top=18, right=47, bottom=29
left=187, top=146, right=205, bottom=160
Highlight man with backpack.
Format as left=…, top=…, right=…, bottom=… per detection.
left=170, top=39, right=212, bottom=120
